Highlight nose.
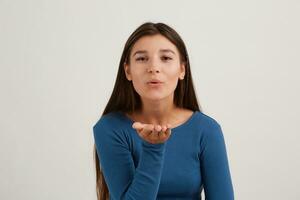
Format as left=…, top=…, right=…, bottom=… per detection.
left=147, top=58, right=161, bottom=74
left=147, top=68, right=160, bottom=73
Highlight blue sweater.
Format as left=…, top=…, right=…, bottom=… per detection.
left=93, top=110, right=234, bottom=200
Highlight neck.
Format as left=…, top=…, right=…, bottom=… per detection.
left=134, top=96, right=181, bottom=126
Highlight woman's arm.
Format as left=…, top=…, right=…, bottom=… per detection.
left=200, top=122, right=234, bottom=200
left=93, top=120, right=166, bottom=200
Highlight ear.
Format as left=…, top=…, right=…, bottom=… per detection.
left=124, top=62, right=132, bottom=81
left=179, top=62, right=186, bottom=79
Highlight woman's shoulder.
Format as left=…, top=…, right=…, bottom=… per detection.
left=193, top=110, right=222, bottom=131
left=194, top=111, right=226, bottom=143
left=93, top=111, right=128, bottom=131
left=93, top=111, right=133, bottom=149
left=92, top=111, right=134, bottom=145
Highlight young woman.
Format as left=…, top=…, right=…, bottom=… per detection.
left=93, top=22, right=234, bottom=200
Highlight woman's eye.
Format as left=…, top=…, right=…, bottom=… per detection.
left=162, top=56, right=172, bottom=61
left=135, top=56, right=172, bottom=61
left=136, top=57, right=147, bottom=61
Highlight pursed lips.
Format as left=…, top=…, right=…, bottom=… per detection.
left=147, top=79, right=163, bottom=84
left=147, top=81, right=164, bottom=87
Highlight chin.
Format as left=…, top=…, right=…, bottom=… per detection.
left=143, top=93, right=171, bottom=101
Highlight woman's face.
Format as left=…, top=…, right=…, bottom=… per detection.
left=124, top=34, right=185, bottom=101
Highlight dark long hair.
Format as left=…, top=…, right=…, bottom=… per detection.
left=93, top=22, right=202, bottom=200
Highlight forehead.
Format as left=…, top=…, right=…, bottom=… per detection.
left=131, top=34, right=179, bottom=56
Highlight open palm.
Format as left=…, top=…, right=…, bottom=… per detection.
left=132, top=122, right=172, bottom=144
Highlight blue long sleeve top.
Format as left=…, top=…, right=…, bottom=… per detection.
left=93, top=110, right=234, bottom=200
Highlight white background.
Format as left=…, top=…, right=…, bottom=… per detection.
left=1, top=0, right=299, bottom=199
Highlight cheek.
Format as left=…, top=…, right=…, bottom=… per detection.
left=131, top=78, right=146, bottom=95
left=164, top=63, right=181, bottom=75
left=164, top=70, right=181, bottom=91
left=167, top=76, right=180, bottom=92
left=166, top=69, right=180, bottom=83
left=130, top=69, right=144, bottom=88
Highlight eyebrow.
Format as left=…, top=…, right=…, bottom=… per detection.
left=133, top=49, right=176, bottom=56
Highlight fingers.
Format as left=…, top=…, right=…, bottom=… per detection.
left=165, top=125, right=171, bottom=136
left=155, top=124, right=172, bottom=141
left=132, top=121, right=172, bottom=143
left=160, top=124, right=172, bottom=139
left=132, top=122, right=152, bottom=138
left=132, top=122, right=144, bottom=131
left=161, top=125, right=167, bottom=132
left=141, top=124, right=155, bottom=138
left=154, top=124, right=162, bottom=132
